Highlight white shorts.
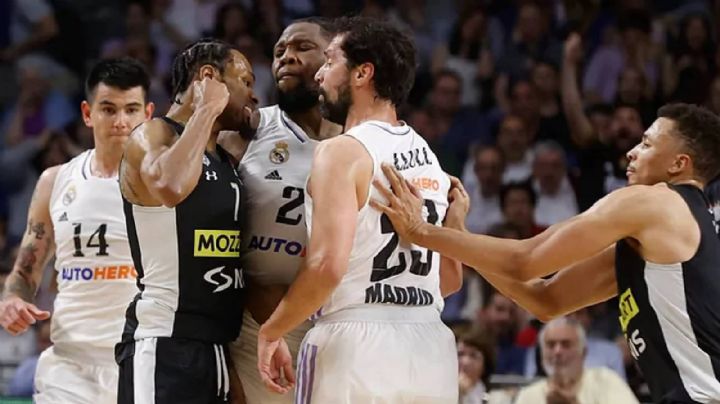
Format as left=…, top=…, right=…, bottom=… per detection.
left=229, top=310, right=312, bottom=404
left=34, top=346, right=118, bottom=404
left=295, top=306, right=458, bottom=404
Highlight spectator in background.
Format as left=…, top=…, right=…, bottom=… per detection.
left=663, top=13, right=715, bottom=105
left=458, top=330, right=496, bottom=404
left=2, top=0, right=57, bottom=63
left=496, top=115, right=532, bottom=183
left=525, top=308, right=627, bottom=380
left=431, top=5, right=502, bottom=107
left=531, top=140, right=578, bottom=227
left=465, top=145, right=505, bottom=234
left=212, top=2, right=251, bottom=45
left=616, top=66, right=656, bottom=125
left=476, top=288, right=527, bottom=375
left=496, top=1, right=562, bottom=81
left=1, top=56, right=76, bottom=147
left=6, top=319, right=52, bottom=397
left=583, top=10, right=658, bottom=104
left=515, top=318, right=639, bottom=404
left=425, top=69, right=490, bottom=175
left=499, top=181, right=546, bottom=239
left=562, top=34, right=644, bottom=210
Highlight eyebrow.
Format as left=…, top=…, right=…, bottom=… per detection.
left=99, top=100, right=143, bottom=108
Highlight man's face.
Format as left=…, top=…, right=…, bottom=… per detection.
left=497, top=117, right=529, bottom=161
left=541, top=324, right=585, bottom=378
left=481, top=294, right=517, bottom=336
left=503, top=189, right=534, bottom=228
left=82, top=83, right=152, bottom=147
left=626, top=117, right=686, bottom=185
left=618, top=68, right=644, bottom=103
left=474, top=149, right=504, bottom=196
left=430, top=75, right=461, bottom=116
left=315, top=35, right=353, bottom=125
left=610, top=107, right=644, bottom=152
left=457, top=341, right=485, bottom=382
left=511, top=82, right=540, bottom=122
left=533, top=149, right=565, bottom=194
left=217, top=49, right=259, bottom=138
left=273, top=22, right=329, bottom=113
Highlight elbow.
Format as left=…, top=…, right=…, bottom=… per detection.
left=152, top=180, right=186, bottom=208
left=306, top=256, right=345, bottom=288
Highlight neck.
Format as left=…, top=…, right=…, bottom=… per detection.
left=90, top=143, right=124, bottom=177
left=344, top=96, right=398, bottom=131
left=166, top=102, right=221, bottom=151
left=286, top=107, right=341, bottom=141
left=670, top=178, right=705, bottom=190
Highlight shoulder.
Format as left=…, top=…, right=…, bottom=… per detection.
left=587, top=183, right=678, bottom=217
left=125, top=118, right=176, bottom=161
left=314, top=135, right=368, bottom=160
left=37, top=165, right=62, bottom=190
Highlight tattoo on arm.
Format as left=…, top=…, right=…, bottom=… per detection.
left=31, top=222, right=46, bottom=240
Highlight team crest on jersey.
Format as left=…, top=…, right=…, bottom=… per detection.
left=269, top=141, right=290, bottom=164
left=62, top=185, right=77, bottom=206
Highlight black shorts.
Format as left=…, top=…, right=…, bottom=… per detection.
left=117, top=337, right=233, bottom=404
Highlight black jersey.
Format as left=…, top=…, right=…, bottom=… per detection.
left=120, top=117, right=246, bottom=345
left=616, top=184, right=720, bottom=403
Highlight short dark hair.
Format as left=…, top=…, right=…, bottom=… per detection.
left=85, top=58, right=150, bottom=100
left=500, top=181, right=537, bottom=209
left=170, top=38, right=233, bottom=103
left=658, top=103, right=720, bottom=182
left=433, top=69, right=462, bottom=88
left=335, top=16, right=417, bottom=106
left=291, top=16, right=338, bottom=40
left=456, top=329, right=496, bottom=386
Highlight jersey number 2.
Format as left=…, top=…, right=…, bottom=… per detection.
left=371, top=200, right=440, bottom=282
left=276, top=186, right=304, bottom=225
left=72, top=223, right=109, bottom=257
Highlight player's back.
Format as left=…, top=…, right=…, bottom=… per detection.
left=49, top=149, right=137, bottom=364
left=299, top=120, right=458, bottom=403
left=307, top=120, right=450, bottom=319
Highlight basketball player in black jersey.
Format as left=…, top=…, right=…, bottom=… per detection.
left=117, top=39, right=259, bottom=404
left=375, top=103, right=720, bottom=404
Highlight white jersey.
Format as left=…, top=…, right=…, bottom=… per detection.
left=238, top=105, right=319, bottom=285
left=306, top=121, right=450, bottom=319
left=49, top=149, right=137, bottom=365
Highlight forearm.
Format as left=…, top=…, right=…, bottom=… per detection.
left=260, top=265, right=341, bottom=340
left=150, top=108, right=216, bottom=191
left=9, top=18, right=57, bottom=57
left=3, top=240, right=53, bottom=302
left=561, top=62, right=595, bottom=148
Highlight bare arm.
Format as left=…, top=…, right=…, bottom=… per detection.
left=122, top=78, right=228, bottom=207
left=260, top=137, right=371, bottom=340
left=561, top=33, right=596, bottom=149
left=3, top=167, right=58, bottom=301
left=0, top=166, right=57, bottom=334
left=374, top=163, right=671, bottom=283
left=480, top=247, right=617, bottom=322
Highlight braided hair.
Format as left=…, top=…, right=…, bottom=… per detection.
left=170, top=38, right=233, bottom=104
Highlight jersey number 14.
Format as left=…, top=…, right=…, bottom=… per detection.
left=72, top=223, right=109, bottom=257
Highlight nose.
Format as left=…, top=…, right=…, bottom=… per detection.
left=278, top=47, right=298, bottom=67
left=114, top=110, right=130, bottom=130
left=315, top=65, right=325, bottom=84
left=627, top=144, right=639, bottom=161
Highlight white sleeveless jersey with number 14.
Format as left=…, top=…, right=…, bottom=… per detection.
left=306, top=121, right=450, bottom=319
left=49, top=149, right=137, bottom=364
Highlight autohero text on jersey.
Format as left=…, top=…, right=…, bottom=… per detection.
left=61, top=265, right=137, bottom=281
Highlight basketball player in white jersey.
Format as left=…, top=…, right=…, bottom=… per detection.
left=256, top=17, right=463, bottom=403
left=0, top=58, right=154, bottom=403
left=221, top=18, right=343, bottom=404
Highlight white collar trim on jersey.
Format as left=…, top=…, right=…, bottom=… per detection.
left=364, top=120, right=411, bottom=135
left=279, top=111, right=308, bottom=143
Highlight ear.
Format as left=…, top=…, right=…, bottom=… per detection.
left=80, top=101, right=93, bottom=128
left=197, top=64, right=219, bottom=80
left=144, top=102, right=155, bottom=119
left=669, top=153, right=692, bottom=176
left=352, top=62, right=375, bottom=87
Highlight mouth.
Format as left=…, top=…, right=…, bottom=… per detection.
left=277, top=71, right=301, bottom=82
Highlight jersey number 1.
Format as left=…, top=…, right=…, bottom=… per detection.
left=371, top=200, right=440, bottom=282
left=72, top=223, right=109, bottom=257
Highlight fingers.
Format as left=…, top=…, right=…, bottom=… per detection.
left=28, top=304, right=51, bottom=320
left=380, top=163, right=404, bottom=193
left=372, top=179, right=396, bottom=205
left=405, top=179, right=422, bottom=199
left=282, top=360, right=296, bottom=386
left=369, top=199, right=391, bottom=215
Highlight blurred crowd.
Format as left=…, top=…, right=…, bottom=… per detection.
left=1, top=0, right=719, bottom=402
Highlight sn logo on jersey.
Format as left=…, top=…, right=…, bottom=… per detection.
left=203, top=266, right=245, bottom=293
left=194, top=230, right=241, bottom=257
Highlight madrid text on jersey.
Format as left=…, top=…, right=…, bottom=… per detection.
left=61, top=265, right=137, bottom=281
left=364, top=283, right=435, bottom=306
